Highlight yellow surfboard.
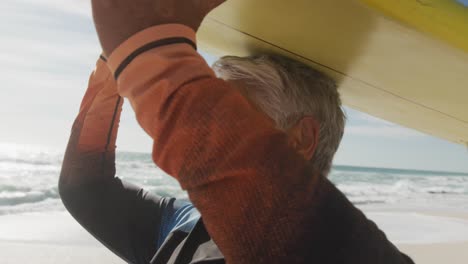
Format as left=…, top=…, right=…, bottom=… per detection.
left=198, top=0, right=468, bottom=146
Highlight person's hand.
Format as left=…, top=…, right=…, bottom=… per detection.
left=92, top=0, right=226, bottom=56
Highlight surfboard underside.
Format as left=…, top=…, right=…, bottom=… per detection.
left=198, top=0, right=468, bottom=146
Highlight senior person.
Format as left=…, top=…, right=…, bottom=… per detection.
left=59, top=1, right=414, bottom=263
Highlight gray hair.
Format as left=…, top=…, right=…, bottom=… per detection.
left=213, top=54, right=346, bottom=175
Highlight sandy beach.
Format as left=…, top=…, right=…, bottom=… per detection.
left=0, top=212, right=124, bottom=264
left=400, top=242, right=468, bottom=264
left=1, top=210, right=467, bottom=263
left=369, top=210, right=468, bottom=263
left=1, top=241, right=123, bottom=264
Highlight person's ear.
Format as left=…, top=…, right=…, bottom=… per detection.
left=287, top=116, right=320, bottom=161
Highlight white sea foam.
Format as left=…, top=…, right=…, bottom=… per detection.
left=330, top=168, right=468, bottom=212
left=1, top=145, right=468, bottom=214
left=1, top=144, right=468, bottom=245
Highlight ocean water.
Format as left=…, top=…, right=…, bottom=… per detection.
left=1, top=143, right=468, bottom=215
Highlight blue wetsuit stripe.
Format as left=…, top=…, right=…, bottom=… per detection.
left=156, top=199, right=201, bottom=249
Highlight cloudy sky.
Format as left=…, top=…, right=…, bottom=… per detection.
left=1, top=0, right=467, bottom=172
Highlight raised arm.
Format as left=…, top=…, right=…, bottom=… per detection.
left=58, top=58, right=169, bottom=264
left=103, top=26, right=413, bottom=264
left=91, top=1, right=414, bottom=263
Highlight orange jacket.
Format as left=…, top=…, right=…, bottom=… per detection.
left=61, top=24, right=413, bottom=264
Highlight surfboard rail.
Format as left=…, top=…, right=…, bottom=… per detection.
left=360, top=0, right=468, bottom=53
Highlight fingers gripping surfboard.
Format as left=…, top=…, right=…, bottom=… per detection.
left=198, top=0, right=468, bottom=146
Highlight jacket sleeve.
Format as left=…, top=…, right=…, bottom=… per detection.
left=107, top=24, right=414, bottom=264
left=58, top=58, right=170, bottom=264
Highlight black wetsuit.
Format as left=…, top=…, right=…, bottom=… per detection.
left=59, top=177, right=416, bottom=264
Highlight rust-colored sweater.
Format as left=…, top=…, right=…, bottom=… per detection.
left=60, top=24, right=413, bottom=264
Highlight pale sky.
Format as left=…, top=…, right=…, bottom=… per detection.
left=1, top=0, right=467, bottom=172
